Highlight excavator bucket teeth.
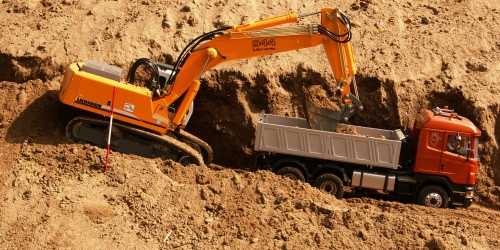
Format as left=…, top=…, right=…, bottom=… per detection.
left=304, top=95, right=348, bottom=132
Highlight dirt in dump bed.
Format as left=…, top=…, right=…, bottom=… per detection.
left=335, top=125, right=358, bottom=135
left=303, top=85, right=341, bottom=112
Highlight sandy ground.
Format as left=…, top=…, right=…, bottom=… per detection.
left=1, top=0, right=500, bottom=249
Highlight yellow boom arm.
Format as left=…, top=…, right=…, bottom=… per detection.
left=160, top=7, right=359, bottom=129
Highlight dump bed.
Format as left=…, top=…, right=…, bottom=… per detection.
left=254, top=112, right=405, bottom=169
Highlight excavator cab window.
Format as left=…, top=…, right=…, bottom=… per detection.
left=157, top=62, right=176, bottom=91
left=158, top=75, right=167, bottom=90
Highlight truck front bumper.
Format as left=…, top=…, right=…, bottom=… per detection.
left=462, top=196, right=474, bottom=207
left=451, top=186, right=475, bottom=208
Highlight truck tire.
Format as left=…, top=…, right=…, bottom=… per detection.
left=462, top=201, right=472, bottom=208
left=418, top=185, right=449, bottom=208
left=313, top=174, right=344, bottom=199
left=276, top=166, right=306, bottom=183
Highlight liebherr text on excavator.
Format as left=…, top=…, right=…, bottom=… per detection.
left=59, top=7, right=361, bottom=165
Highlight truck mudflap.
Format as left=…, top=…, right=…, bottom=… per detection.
left=450, top=186, right=475, bottom=207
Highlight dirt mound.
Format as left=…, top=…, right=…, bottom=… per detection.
left=1, top=0, right=500, bottom=249
left=305, top=85, right=341, bottom=112
left=336, top=125, right=359, bottom=135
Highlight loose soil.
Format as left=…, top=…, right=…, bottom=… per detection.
left=336, top=125, right=359, bottom=136
left=1, top=0, right=500, bottom=249
left=305, top=85, right=342, bottom=112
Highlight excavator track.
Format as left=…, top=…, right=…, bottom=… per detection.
left=66, top=115, right=211, bottom=166
left=173, top=129, right=213, bottom=164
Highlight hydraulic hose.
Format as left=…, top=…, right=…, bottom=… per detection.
left=167, top=26, right=233, bottom=85
left=127, top=58, right=161, bottom=94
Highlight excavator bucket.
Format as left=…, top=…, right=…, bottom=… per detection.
left=304, top=94, right=352, bottom=132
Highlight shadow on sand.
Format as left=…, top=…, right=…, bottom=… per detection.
left=5, top=90, right=82, bottom=146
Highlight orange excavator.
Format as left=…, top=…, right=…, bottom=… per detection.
left=58, top=7, right=362, bottom=165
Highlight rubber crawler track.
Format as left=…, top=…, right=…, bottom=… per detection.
left=174, top=129, right=213, bottom=164
left=66, top=115, right=210, bottom=166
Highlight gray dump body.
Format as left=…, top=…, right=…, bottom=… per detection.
left=254, top=112, right=405, bottom=169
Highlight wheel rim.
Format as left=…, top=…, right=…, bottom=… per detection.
left=424, top=193, right=443, bottom=207
left=319, top=181, right=337, bottom=194
left=283, top=174, right=298, bottom=181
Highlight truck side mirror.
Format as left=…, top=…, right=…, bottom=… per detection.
left=404, top=112, right=409, bottom=134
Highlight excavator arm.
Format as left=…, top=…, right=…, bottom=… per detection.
left=157, top=7, right=362, bottom=130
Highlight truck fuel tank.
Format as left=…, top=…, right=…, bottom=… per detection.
left=352, top=170, right=396, bottom=192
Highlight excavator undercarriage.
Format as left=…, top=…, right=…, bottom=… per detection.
left=66, top=115, right=212, bottom=166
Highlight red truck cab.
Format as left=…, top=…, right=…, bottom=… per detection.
left=410, top=107, right=481, bottom=206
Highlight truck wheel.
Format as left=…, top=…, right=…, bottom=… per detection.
left=418, top=185, right=449, bottom=208
left=313, top=174, right=344, bottom=199
left=276, top=166, right=306, bottom=183
left=462, top=201, right=472, bottom=208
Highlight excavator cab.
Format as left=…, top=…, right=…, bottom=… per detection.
left=126, top=58, right=178, bottom=98
left=156, top=62, right=176, bottom=92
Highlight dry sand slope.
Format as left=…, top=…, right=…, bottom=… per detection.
left=1, top=0, right=500, bottom=249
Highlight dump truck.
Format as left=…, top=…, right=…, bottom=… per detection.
left=254, top=106, right=481, bottom=208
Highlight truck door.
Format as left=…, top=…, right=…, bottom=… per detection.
left=414, top=129, right=445, bottom=175
left=439, top=132, right=471, bottom=184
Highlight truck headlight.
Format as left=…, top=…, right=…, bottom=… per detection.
left=465, top=191, right=474, bottom=197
